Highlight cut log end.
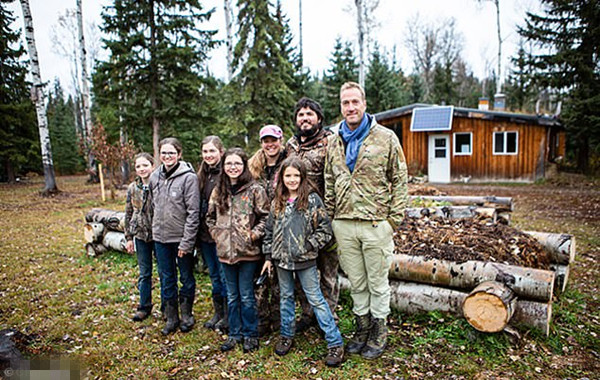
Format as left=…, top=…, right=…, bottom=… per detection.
left=463, top=281, right=516, bottom=333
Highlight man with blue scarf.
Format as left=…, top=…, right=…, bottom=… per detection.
left=324, top=82, right=408, bottom=359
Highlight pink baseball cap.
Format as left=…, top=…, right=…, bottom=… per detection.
left=259, top=124, right=283, bottom=140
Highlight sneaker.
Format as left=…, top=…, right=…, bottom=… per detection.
left=131, top=309, right=150, bottom=322
left=243, top=337, right=259, bottom=353
left=325, top=345, right=344, bottom=367
left=220, top=337, right=239, bottom=352
left=274, top=336, right=293, bottom=356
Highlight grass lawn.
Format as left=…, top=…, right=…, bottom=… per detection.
left=0, top=174, right=598, bottom=379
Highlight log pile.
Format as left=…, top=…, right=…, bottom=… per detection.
left=408, top=195, right=513, bottom=224
left=340, top=214, right=576, bottom=336
left=84, top=208, right=127, bottom=256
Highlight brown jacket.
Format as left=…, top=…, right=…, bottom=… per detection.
left=206, top=181, right=270, bottom=264
left=286, top=127, right=332, bottom=198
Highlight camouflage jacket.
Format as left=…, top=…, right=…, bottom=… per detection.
left=149, top=161, right=200, bottom=253
left=286, top=127, right=332, bottom=198
left=124, top=177, right=152, bottom=242
left=263, top=193, right=333, bottom=271
left=324, top=116, right=408, bottom=228
left=206, top=181, right=270, bottom=264
left=248, top=149, right=286, bottom=200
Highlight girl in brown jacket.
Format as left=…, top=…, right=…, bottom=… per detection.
left=206, top=148, right=270, bottom=353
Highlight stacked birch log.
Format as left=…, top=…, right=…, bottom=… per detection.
left=408, top=195, right=514, bottom=224
left=340, top=195, right=576, bottom=336
left=83, top=208, right=128, bottom=256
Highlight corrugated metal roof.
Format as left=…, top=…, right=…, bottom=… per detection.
left=373, top=103, right=563, bottom=128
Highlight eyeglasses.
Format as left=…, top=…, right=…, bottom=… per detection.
left=160, top=151, right=178, bottom=156
left=224, top=162, right=244, bottom=168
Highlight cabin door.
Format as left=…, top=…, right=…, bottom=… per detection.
left=428, top=134, right=450, bottom=183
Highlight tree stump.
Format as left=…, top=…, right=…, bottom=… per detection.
left=463, top=281, right=517, bottom=332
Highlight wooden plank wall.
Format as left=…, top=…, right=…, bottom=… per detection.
left=380, top=114, right=549, bottom=181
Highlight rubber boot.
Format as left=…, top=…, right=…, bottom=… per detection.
left=214, top=297, right=228, bottom=333
left=161, top=298, right=180, bottom=335
left=361, top=317, right=388, bottom=359
left=179, top=295, right=195, bottom=333
left=204, top=294, right=224, bottom=330
left=346, top=313, right=371, bottom=354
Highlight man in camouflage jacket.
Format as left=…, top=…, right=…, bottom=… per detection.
left=286, top=97, right=339, bottom=330
left=324, top=82, right=408, bottom=360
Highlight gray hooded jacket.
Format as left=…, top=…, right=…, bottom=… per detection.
left=149, top=161, right=200, bottom=253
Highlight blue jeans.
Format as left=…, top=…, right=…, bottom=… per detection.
left=155, top=242, right=196, bottom=301
left=200, top=241, right=227, bottom=298
left=135, top=239, right=156, bottom=311
left=278, top=266, right=343, bottom=348
left=222, top=261, right=259, bottom=339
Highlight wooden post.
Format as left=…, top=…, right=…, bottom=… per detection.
left=463, top=281, right=517, bottom=332
left=98, top=163, right=106, bottom=202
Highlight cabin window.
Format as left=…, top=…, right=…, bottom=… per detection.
left=453, top=132, right=472, bottom=155
left=493, top=131, right=518, bottom=155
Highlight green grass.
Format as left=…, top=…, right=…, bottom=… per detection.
left=1, top=176, right=599, bottom=378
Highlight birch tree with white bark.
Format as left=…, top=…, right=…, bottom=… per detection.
left=19, top=0, right=59, bottom=194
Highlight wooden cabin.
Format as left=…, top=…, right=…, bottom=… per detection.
left=374, top=104, right=565, bottom=183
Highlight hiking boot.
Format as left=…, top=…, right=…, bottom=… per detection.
left=242, top=337, right=259, bottom=353
left=361, top=318, right=388, bottom=359
left=274, top=336, right=293, bottom=356
left=179, top=296, right=195, bottom=333
left=220, top=337, right=239, bottom=352
left=325, top=345, right=344, bottom=367
left=131, top=309, right=150, bottom=322
left=204, top=294, right=224, bottom=330
left=346, top=313, right=371, bottom=354
left=161, top=299, right=179, bottom=336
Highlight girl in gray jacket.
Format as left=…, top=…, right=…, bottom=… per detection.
left=149, top=138, right=200, bottom=335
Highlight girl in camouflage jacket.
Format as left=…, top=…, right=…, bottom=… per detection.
left=261, top=157, right=344, bottom=367
left=206, top=148, right=270, bottom=353
left=124, top=153, right=156, bottom=322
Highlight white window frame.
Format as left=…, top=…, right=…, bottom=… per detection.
left=493, top=131, right=519, bottom=155
left=453, top=132, right=473, bottom=156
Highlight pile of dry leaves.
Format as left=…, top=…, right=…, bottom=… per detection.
left=394, top=217, right=551, bottom=269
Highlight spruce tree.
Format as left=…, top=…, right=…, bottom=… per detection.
left=504, top=42, right=536, bottom=113
left=0, top=2, right=39, bottom=182
left=322, top=38, right=358, bottom=123
left=518, top=0, right=600, bottom=172
left=365, top=45, right=409, bottom=114
left=47, top=80, right=85, bottom=175
left=229, top=0, right=296, bottom=147
left=93, top=0, right=217, bottom=161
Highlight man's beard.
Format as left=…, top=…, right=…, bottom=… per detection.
left=296, top=122, right=320, bottom=137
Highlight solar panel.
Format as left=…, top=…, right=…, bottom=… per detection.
left=410, top=106, right=454, bottom=132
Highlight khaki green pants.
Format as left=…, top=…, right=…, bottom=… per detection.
left=332, top=219, right=394, bottom=319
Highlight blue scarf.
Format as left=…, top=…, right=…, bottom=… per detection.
left=339, top=113, right=371, bottom=172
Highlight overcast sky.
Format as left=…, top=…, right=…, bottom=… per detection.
left=7, top=0, right=542, bottom=95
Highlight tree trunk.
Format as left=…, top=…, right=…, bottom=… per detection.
left=76, top=0, right=98, bottom=184
left=149, top=0, right=160, bottom=162
left=86, top=242, right=107, bottom=257
left=463, top=281, right=517, bottom=333
left=19, top=0, right=59, bottom=195
left=298, top=0, right=303, bottom=67
left=85, top=208, right=125, bottom=232
left=409, top=195, right=514, bottom=211
left=83, top=222, right=105, bottom=243
left=355, top=0, right=365, bottom=87
left=339, top=276, right=551, bottom=335
left=405, top=206, right=498, bottom=223
left=389, top=253, right=555, bottom=301
left=494, top=0, right=501, bottom=94
left=223, top=0, right=234, bottom=81
left=524, top=231, right=576, bottom=265
left=102, top=231, right=127, bottom=253
left=549, top=264, right=569, bottom=294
